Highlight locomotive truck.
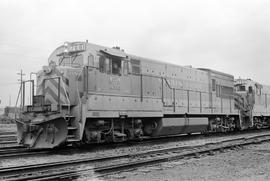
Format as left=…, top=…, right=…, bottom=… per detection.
left=16, top=41, right=270, bottom=148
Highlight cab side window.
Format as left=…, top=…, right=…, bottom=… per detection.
left=123, top=61, right=128, bottom=75
left=88, top=54, right=94, bottom=67
left=106, top=58, right=112, bottom=74
left=99, top=55, right=122, bottom=76
left=130, top=59, right=141, bottom=74
left=112, top=59, right=121, bottom=75
left=248, top=86, right=253, bottom=94
left=216, top=85, right=220, bottom=97
left=256, top=88, right=261, bottom=95
left=99, top=56, right=106, bottom=73
left=212, top=79, right=216, bottom=91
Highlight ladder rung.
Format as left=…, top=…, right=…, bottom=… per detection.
left=61, top=104, right=74, bottom=107
left=65, top=115, right=75, bottom=118
left=68, top=126, right=77, bottom=130
left=61, top=104, right=70, bottom=106
left=67, top=138, right=80, bottom=142
left=65, top=116, right=75, bottom=122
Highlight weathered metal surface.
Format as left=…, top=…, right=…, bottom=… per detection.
left=151, top=117, right=208, bottom=136
left=16, top=116, right=67, bottom=148
left=19, top=41, right=270, bottom=148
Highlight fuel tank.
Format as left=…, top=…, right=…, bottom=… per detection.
left=149, top=117, right=209, bottom=136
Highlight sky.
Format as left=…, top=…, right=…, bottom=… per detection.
left=0, top=0, right=270, bottom=106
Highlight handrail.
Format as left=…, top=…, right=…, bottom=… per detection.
left=60, top=77, right=70, bottom=104
left=82, top=68, right=234, bottom=113
left=21, top=80, right=35, bottom=107
left=14, top=79, right=35, bottom=120
left=83, top=67, right=233, bottom=97
left=76, top=71, right=82, bottom=122
left=17, top=76, right=72, bottom=114
left=160, top=75, right=234, bottom=113
left=84, top=66, right=89, bottom=94
left=60, top=78, right=71, bottom=113
left=140, top=74, right=143, bottom=102
left=29, top=72, right=37, bottom=104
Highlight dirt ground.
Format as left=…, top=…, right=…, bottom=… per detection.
left=102, top=142, right=270, bottom=181
left=2, top=127, right=270, bottom=181
left=3, top=131, right=270, bottom=168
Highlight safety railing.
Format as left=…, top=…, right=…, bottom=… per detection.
left=82, top=66, right=234, bottom=114
left=161, top=76, right=233, bottom=113
left=15, top=79, right=35, bottom=119
left=21, top=80, right=35, bottom=108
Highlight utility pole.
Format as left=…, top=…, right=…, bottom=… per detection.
left=17, top=69, right=25, bottom=107
left=30, top=72, right=37, bottom=104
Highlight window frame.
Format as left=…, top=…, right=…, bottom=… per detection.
left=111, top=58, right=122, bottom=75
left=212, top=79, right=216, bottom=92
left=98, top=54, right=124, bottom=76
left=99, top=55, right=106, bottom=73
left=130, top=58, right=141, bottom=75
left=88, top=54, right=94, bottom=67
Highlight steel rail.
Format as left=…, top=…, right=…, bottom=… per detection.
left=0, top=148, right=52, bottom=159
left=0, top=146, right=77, bottom=159
left=0, top=135, right=16, bottom=141
left=0, top=140, right=17, bottom=145
left=0, top=145, right=24, bottom=150
left=0, top=131, right=16, bottom=135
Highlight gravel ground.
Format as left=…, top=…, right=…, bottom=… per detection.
left=1, top=131, right=270, bottom=168
left=103, top=142, right=270, bottom=181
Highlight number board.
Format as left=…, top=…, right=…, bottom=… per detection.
left=57, top=43, right=86, bottom=56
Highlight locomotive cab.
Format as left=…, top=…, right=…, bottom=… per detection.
left=16, top=42, right=86, bottom=148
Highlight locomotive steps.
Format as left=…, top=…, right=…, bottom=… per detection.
left=0, top=132, right=17, bottom=146
left=2, top=132, right=270, bottom=181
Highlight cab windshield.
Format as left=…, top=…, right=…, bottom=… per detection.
left=59, top=54, right=83, bottom=67
left=236, top=85, right=246, bottom=92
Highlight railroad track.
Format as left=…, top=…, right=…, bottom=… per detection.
left=0, top=134, right=197, bottom=159
left=0, top=145, right=24, bottom=151
left=0, top=131, right=228, bottom=159
left=0, top=129, right=266, bottom=153
left=0, top=134, right=16, bottom=141
left=0, top=140, right=17, bottom=145
left=2, top=133, right=270, bottom=181
left=0, top=147, right=52, bottom=159
left=0, top=134, right=17, bottom=148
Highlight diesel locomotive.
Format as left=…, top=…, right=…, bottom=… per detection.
left=16, top=41, right=270, bottom=148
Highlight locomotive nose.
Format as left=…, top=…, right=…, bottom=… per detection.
left=16, top=116, right=68, bottom=149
